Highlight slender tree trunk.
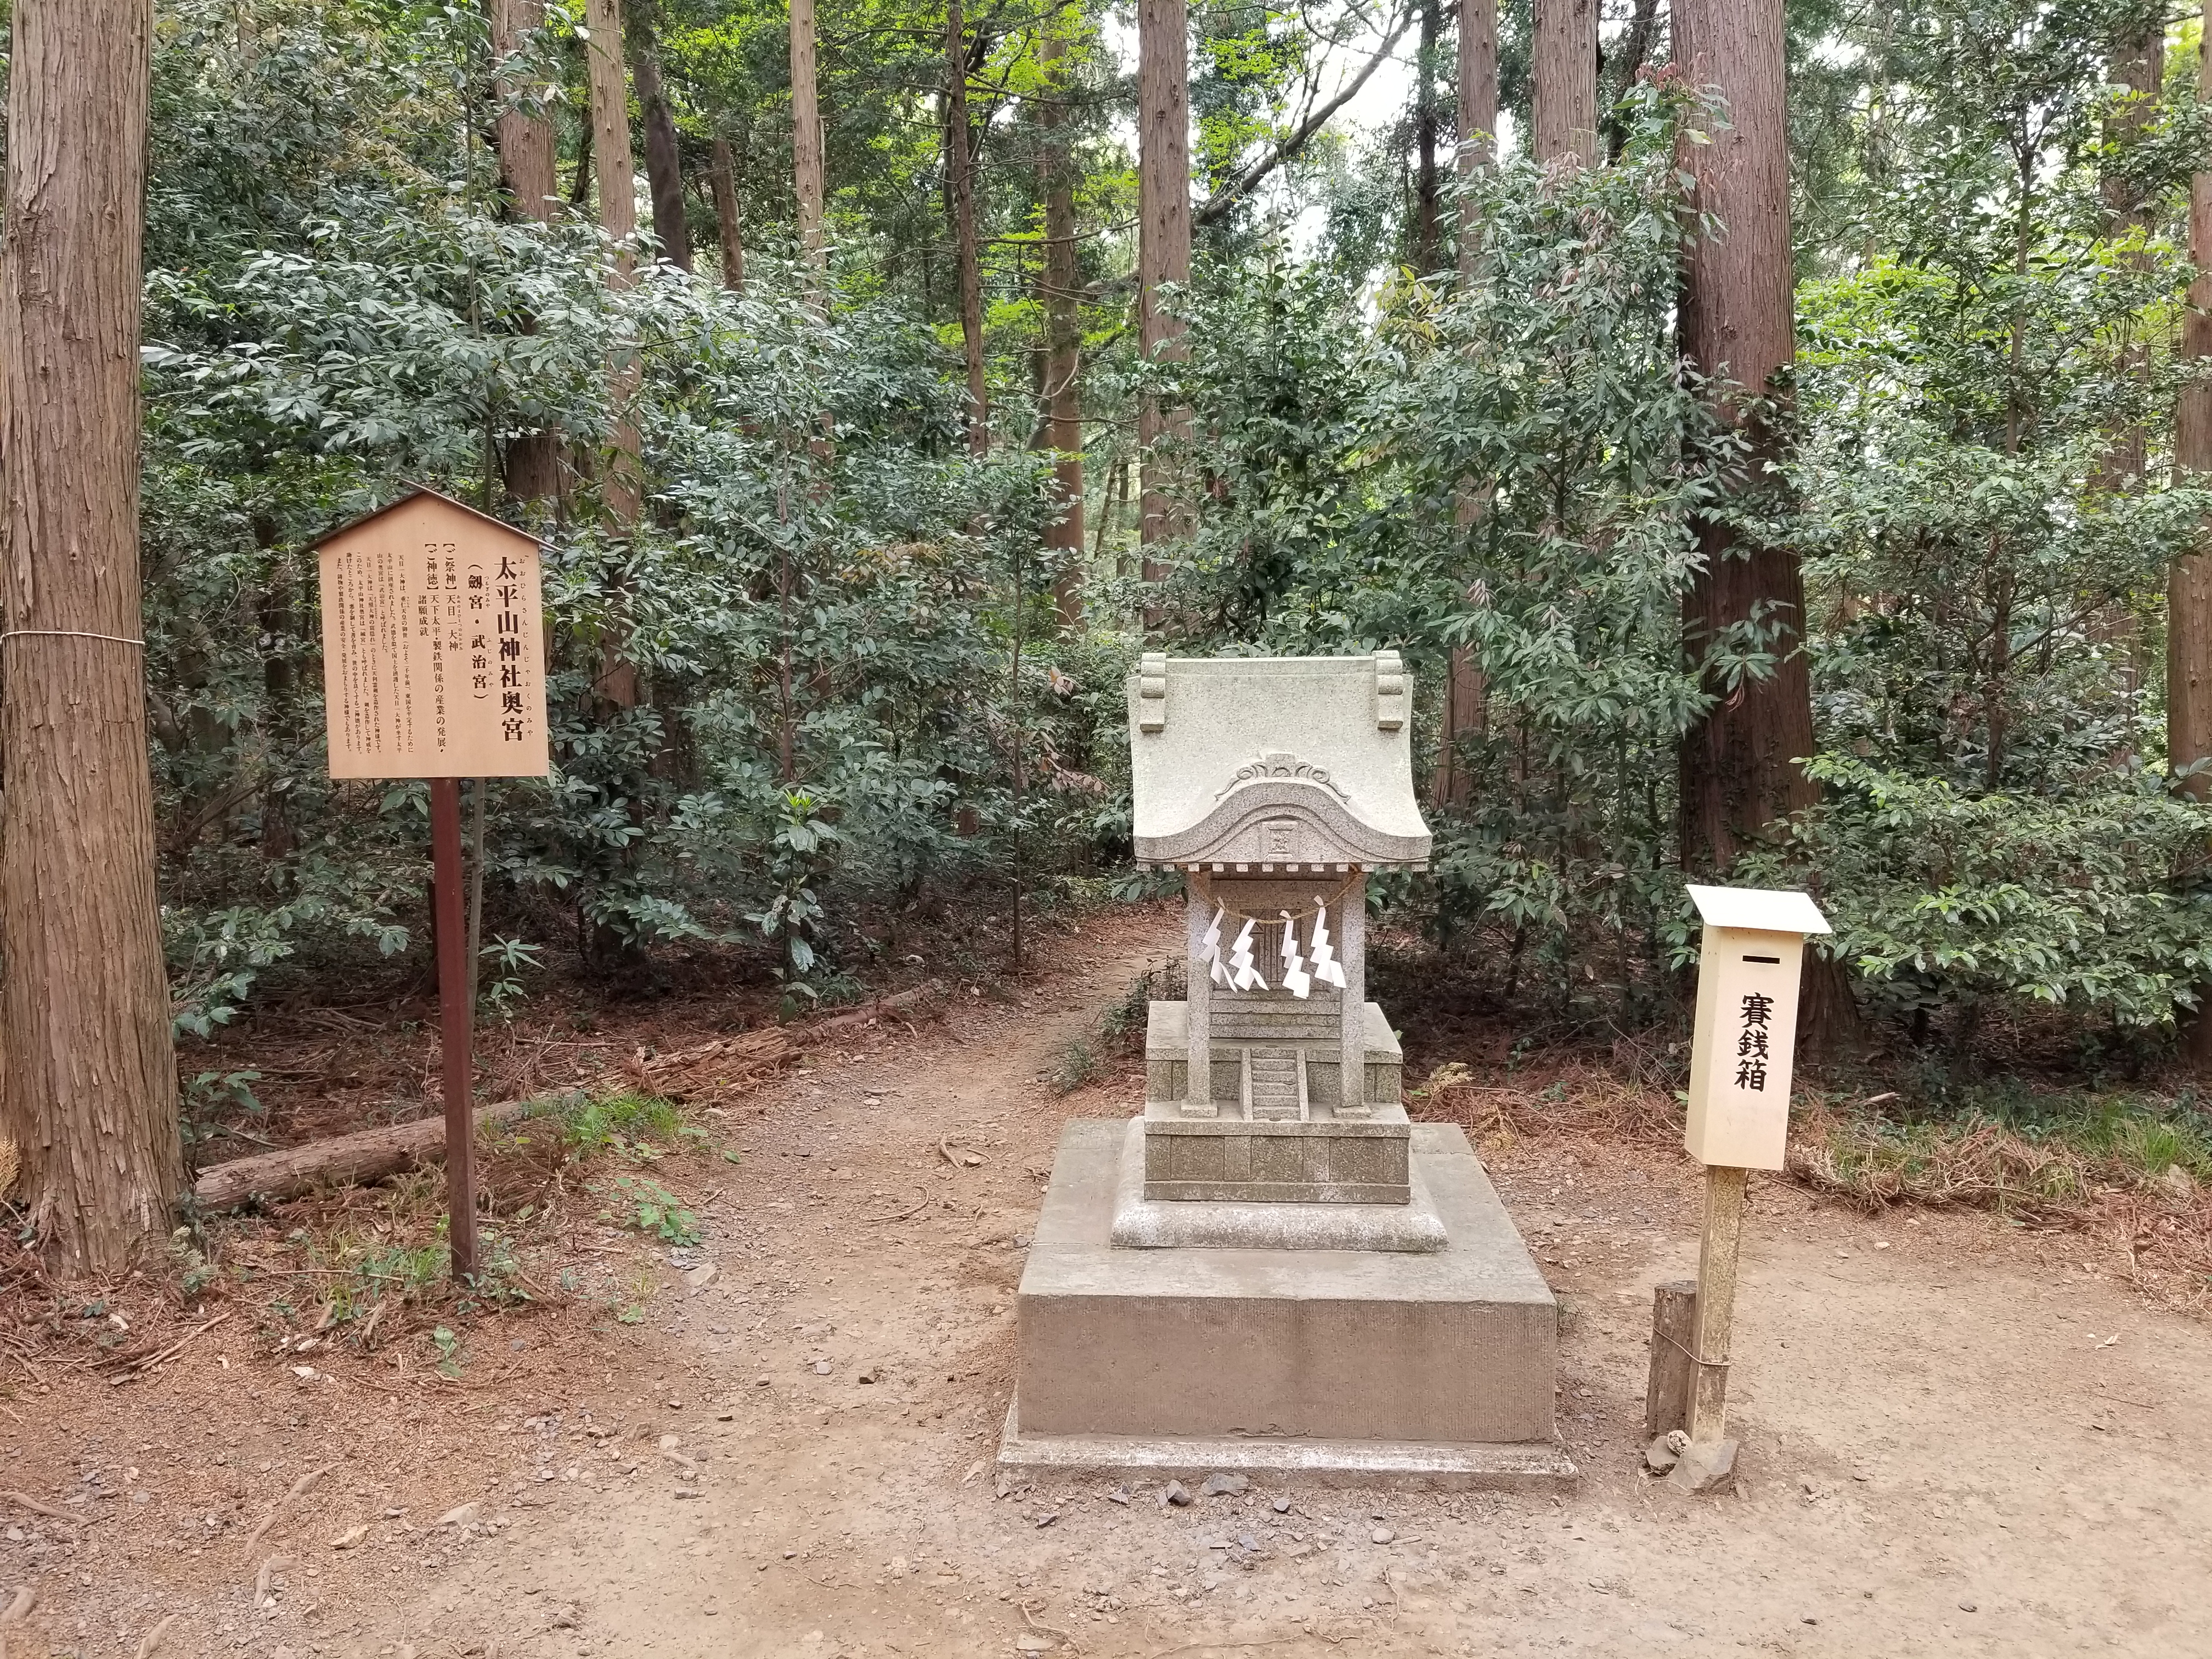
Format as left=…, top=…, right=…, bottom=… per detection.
left=489, top=0, right=558, bottom=219
left=0, top=0, right=182, bottom=1273
left=711, top=133, right=746, bottom=291
left=629, top=1, right=693, bottom=272
left=1532, top=0, right=1598, bottom=167
left=2176, top=2, right=2212, bottom=1066
left=946, top=0, right=989, bottom=456
left=1412, top=0, right=1442, bottom=273
left=1138, top=0, right=1192, bottom=576
left=1605, top=0, right=1662, bottom=160
left=1037, top=7, right=1085, bottom=626
left=488, top=0, right=566, bottom=505
left=791, top=0, right=828, bottom=303
left=1456, top=0, right=1497, bottom=250
left=1674, top=0, right=1812, bottom=865
left=1436, top=0, right=1499, bottom=808
left=585, top=0, right=642, bottom=706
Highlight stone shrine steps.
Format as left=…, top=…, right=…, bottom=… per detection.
left=1246, top=1048, right=1302, bottom=1120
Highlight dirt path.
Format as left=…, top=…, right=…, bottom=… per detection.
left=340, top=916, right=2211, bottom=1659
left=8, top=912, right=2209, bottom=1658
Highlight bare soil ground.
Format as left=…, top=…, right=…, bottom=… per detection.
left=5, top=907, right=2210, bottom=1658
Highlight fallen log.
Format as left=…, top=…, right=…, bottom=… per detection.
left=808, top=979, right=948, bottom=1039
left=188, top=979, right=946, bottom=1210
left=189, top=1097, right=548, bottom=1212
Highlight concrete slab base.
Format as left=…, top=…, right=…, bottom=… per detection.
left=996, top=1398, right=1577, bottom=1491
left=1008, top=1119, right=1572, bottom=1483
left=1109, top=1120, right=1447, bottom=1252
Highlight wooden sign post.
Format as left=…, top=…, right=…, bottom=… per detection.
left=314, top=490, right=551, bottom=1281
left=1648, top=884, right=1830, bottom=1490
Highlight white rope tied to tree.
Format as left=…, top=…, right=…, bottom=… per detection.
left=1, top=628, right=145, bottom=647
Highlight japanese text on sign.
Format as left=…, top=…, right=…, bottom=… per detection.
left=1735, top=992, right=1774, bottom=1092
left=317, top=493, right=550, bottom=780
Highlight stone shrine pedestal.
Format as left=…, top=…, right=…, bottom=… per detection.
left=998, top=653, right=1573, bottom=1488
left=998, top=1121, right=1573, bottom=1487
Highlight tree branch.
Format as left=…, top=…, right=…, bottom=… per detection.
left=1194, top=5, right=1418, bottom=229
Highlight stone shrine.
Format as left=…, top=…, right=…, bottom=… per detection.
left=1000, top=653, right=1573, bottom=1485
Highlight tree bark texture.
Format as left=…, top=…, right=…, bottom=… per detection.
left=585, top=0, right=642, bottom=706
left=2175, top=3, right=2212, bottom=1066
left=488, top=0, right=566, bottom=505
left=1457, top=0, right=1499, bottom=228
left=711, top=133, right=746, bottom=291
left=1532, top=0, right=1598, bottom=166
left=628, top=2, right=694, bottom=272
left=585, top=0, right=639, bottom=264
left=790, top=0, right=828, bottom=298
left=1037, top=9, right=1085, bottom=625
left=0, top=0, right=183, bottom=1274
left=1138, top=0, right=1192, bottom=567
left=1673, top=0, right=1815, bottom=872
left=1436, top=0, right=1499, bottom=806
left=946, top=0, right=989, bottom=457
left=1412, top=0, right=1442, bottom=273
left=489, top=0, right=559, bottom=222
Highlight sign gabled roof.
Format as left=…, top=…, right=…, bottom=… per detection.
left=311, top=485, right=548, bottom=552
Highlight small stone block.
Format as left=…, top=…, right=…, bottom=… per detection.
left=1666, top=1436, right=1737, bottom=1494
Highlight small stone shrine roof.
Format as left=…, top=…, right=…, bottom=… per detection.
left=1127, top=652, right=1433, bottom=870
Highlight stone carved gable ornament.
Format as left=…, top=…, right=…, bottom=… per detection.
left=1127, top=653, right=1433, bottom=871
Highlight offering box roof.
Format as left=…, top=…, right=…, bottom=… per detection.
left=1685, top=884, right=1832, bottom=935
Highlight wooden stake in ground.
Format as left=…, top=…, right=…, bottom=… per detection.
left=1652, top=883, right=1831, bottom=1491
left=313, top=491, right=553, bottom=1283
left=1686, top=1163, right=1746, bottom=1445
left=0, top=0, right=183, bottom=1276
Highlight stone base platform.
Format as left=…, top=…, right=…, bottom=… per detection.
left=1005, top=1120, right=1571, bottom=1486
left=1141, top=1098, right=1413, bottom=1205
left=996, top=1399, right=1576, bottom=1490
left=1112, top=1120, right=1446, bottom=1252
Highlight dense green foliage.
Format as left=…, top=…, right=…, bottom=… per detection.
left=94, top=0, right=2212, bottom=1076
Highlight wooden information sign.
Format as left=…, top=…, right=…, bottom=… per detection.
left=318, top=490, right=551, bottom=780
left=314, top=489, right=552, bottom=1280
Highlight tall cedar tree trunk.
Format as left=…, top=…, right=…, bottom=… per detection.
left=0, top=0, right=183, bottom=1271
left=1138, top=0, right=1193, bottom=575
left=1037, top=8, right=1085, bottom=625
left=1435, top=0, right=1497, bottom=808
left=629, top=1, right=694, bottom=272
left=1412, top=0, right=1442, bottom=274
left=2176, top=2, right=2212, bottom=1066
left=488, top=0, right=566, bottom=504
left=2093, top=29, right=2161, bottom=727
left=791, top=0, right=828, bottom=303
left=946, top=0, right=989, bottom=456
left=490, top=0, right=558, bottom=217
left=712, top=133, right=746, bottom=290
left=1673, top=0, right=1854, bottom=1047
left=1532, top=0, right=1597, bottom=166
left=585, top=0, right=642, bottom=707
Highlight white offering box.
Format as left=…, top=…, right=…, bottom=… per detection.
left=1683, top=885, right=1832, bottom=1170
